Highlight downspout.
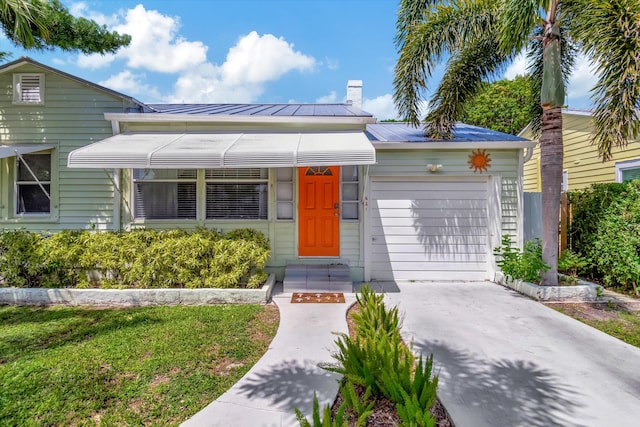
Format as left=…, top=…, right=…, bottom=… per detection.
left=111, top=120, right=122, bottom=232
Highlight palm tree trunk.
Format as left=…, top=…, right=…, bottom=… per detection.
left=540, top=106, right=563, bottom=285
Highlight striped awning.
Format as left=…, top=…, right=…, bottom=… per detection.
left=67, top=132, right=376, bottom=169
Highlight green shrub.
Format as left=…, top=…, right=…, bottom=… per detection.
left=0, top=229, right=46, bottom=287
left=568, top=183, right=626, bottom=278
left=0, top=228, right=270, bottom=289
left=558, top=249, right=588, bottom=278
left=591, top=181, right=640, bottom=295
left=493, top=234, right=549, bottom=283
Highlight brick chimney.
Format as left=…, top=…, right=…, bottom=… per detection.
left=346, top=80, right=363, bottom=110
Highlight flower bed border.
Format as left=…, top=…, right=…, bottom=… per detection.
left=0, top=274, right=275, bottom=307
left=494, top=271, right=602, bottom=301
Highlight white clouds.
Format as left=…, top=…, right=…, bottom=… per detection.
left=99, top=70, right=161, bottom=101
left=504, top=52, right=528, bottom=79
left=566, top=54, right=597, bottom=102
left=73, top=4, right=316, bottom=103
left=112, top=5, right=208, bottom=73
left=315, top=91, right=339, bottom=103
left=363, top=94, right=399, bottom=120
left=169, top=32, right=316, bottom=103
left=221, top=31, right=315, bottom=85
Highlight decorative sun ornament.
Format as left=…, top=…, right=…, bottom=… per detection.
left=468, top=149, right=492, bottom=173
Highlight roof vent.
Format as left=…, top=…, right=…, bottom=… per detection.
left=346, top=80, right=363, bottom=110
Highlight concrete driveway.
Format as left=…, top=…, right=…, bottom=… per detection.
left=376, top=281, right=640, bottom=427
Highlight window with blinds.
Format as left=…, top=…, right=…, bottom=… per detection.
left=133, top=169, right=197, bottom=219
left=13, top=74, right=44, bottom=104
left=132, top=168, right=269, bottom=221
left=206, top=168, right=268, bottom=219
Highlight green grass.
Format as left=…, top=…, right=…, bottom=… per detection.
left=0, top=304, right=279, bottom=426
left=579, top=311, right=640, bottom=348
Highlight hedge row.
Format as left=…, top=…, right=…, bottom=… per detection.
left=0, top=228, right=270, bottom=289
left=569, top=181, right=640, bottom=294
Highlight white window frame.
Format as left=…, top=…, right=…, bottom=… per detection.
left=131, top=168, right=270, bottom=221
left=13, top=73, right=45, bottom=105
left=615, top=159, right=640, bottom=182
left=275, top=168, right=294, bottom=220
left=131, top=169, right=198, bottom=220
left=341, top=165, right=360, bottom=220
left=205, top=168, right=269, bottom=220
left=15, top=153, right=51, bottom=216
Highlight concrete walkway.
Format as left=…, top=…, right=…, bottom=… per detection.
left=182, top=289, right=355, bottom=427
left=380, top=281, right=640, bottom=427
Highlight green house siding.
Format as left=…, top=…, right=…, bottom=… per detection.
left=0, top=63, right=138, bottom=231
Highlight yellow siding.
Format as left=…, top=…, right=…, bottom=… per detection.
left=522, top=113, right=640, bottom=192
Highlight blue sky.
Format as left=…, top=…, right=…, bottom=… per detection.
left=1, top=1, right=597, bottom=120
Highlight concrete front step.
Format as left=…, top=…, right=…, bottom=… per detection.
left=283, top=264, right=353, bottom=293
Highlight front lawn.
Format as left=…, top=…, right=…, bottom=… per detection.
left=0, top=304, right=278, bottom=426
left=548, top=302, right=640, bottom=349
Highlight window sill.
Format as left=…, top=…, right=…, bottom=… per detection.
left=3, top=215, right=59, bottom=224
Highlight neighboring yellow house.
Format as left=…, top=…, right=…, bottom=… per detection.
left=522, top=109, right=640, bottom=192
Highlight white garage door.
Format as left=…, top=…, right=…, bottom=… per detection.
left=369, top=177, right=490, bottom=281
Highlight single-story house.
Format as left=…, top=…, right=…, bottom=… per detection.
left=0, top=57, right=534, bottom=283
left=522, top=109, right=640, bottom=192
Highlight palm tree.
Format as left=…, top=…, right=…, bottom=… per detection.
left=394, top=0, right=640, bottom=286
left=0, top=0, right=130, bottom=61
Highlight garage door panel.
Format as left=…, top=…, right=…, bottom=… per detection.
left=371, top=269, right=488, bottom=281
left=372, top=230, right=488, bottom=242
left=372, top=190, right=487, bottom=202
left=371, top=218, right=488, bottom=230
left=374, top=199, right=488, bottom=210
left=372, top=181, right=486, bottom=192
left=371, top=243, right=488, bottom=253
left=371, top=252, right=487, bottom=263
left=369, top=178, right=490, bottom=281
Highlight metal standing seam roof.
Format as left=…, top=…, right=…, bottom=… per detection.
left=366, top=122, right=529, bottom=143
left=145, top=103, right=374, bottom=117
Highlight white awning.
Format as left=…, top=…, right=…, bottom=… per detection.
left=67, top=132, right=376, bottom=169
left=0, top=144, right=55, bottom=159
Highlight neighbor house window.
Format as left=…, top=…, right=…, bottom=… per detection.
left=16, top=153, right=51, bottom=214
left=275, top=168, right=294, bottom=220
left=13, top=73, right=44, bottom=104
left=205, top=168, right=268, bottom=219
left=615, top=159, right=640, bottom=182
left=341, top=165, right=359, bottom=220
left=133, top=169, right=197, bottom=219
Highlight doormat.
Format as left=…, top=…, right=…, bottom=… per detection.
left=291, top=292, right=345, bottom=303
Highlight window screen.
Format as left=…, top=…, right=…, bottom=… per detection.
left=206, top=168, right=268, bottom=220
left=16, top=153, right=51, bottom=214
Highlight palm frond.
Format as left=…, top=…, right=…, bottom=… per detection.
left=0, top=0, right=48, bottom=49
left=499, top=0, right=542, bottom=54
left=394, top=0, right=500, bottom=126
left=563, top=0, right=640, bottom=160
left=426, top=37, right=512, bottom=138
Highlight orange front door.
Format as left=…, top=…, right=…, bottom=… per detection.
left=298, top=166, right=340, bottom=256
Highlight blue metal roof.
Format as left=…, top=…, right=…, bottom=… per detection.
left=366, top=122, right=528, bottom=143
left=146, top=103, right=374, bottom=118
